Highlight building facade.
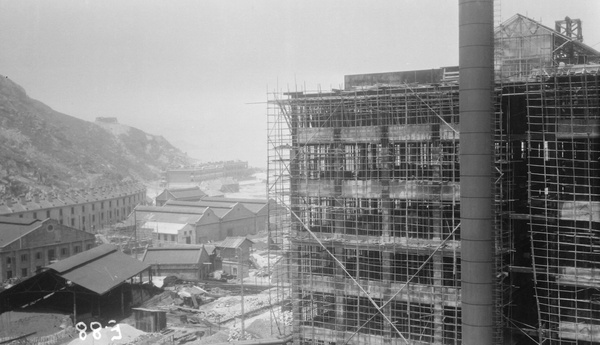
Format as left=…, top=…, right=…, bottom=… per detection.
left=267, top=14, right=600, bottom=345
left=0, top=217, right=97, bottom=281
left=0, top=182, right=146, bottom=232
left=163, top=160, right=250, bottom=187
left=141, top=246, right=211, bottom=281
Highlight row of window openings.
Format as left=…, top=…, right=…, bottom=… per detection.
left=158, top=234, right=178, bottom=242
left=298, top=143, right=460, bottom=180
left=26, top=206, right=131, bottom=224
left=298, top=248, right=461, bottom=287
left=299, top=202, right=459, bottom=240
left=299, top=292, right=461, bottom=342
left=297, top=140, right=597, bottom=180
left=18, top=193, right=143, bottom=219
left=293, top=100, right=459, bottom=128
left=5, top=244, right=93, bottom=265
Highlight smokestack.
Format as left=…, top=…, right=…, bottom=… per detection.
left=459, top=0, right=495, bottom=344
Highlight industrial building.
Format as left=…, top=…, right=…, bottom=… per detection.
left=131, top=198, right=266, bottom=245
left=0, top=217, right=96, bottom=281
left=267, top=12, right=600, bottom=345
left=141, top=246, right=212, bottom=281
left=0, top=244, right=152, bottom=324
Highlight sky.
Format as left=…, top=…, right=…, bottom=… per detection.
left=0, top=1, right=599, bottom=169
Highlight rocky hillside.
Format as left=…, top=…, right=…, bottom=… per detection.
left=0, top=75, right=192, bottom=198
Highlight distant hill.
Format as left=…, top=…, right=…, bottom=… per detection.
left=0, top=75, right=193, bottom=198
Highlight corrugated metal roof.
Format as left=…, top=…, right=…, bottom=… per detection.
left=46, top=244, right=150, bottom=295
left=142, top=246, right=205, bottom=265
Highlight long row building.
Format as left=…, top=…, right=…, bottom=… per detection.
left=0, top=181, right=146, bottom=232
left=267, top=14, right=600, bottom=345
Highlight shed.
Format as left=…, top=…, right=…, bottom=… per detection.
left=215, top=237, right=253, bottom=262
left=0, top=244, right=152, bottom=323
left=132, top=308, right=167, bottom=332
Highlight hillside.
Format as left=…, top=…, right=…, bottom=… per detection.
left=0, top=75, right=192, bottom=198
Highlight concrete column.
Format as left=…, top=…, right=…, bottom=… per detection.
left=459, top=0, right=495, bottom=344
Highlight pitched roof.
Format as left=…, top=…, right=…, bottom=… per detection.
left=143, top=222, right=195, bottom=235
left=134, top=206, right=207, bottom=224
left=142, top=246, right=206, bottom=265
left=0, top=182, right=146, bottom=216
left=216, top=237, right=253, bottom=249
left=167, top=186, right=207, bottom=200
left=203, top=244, right=216, bottom=255
left=0, top=217, right=44, bottom=247
left=201, top=196, right=268, bottom=204
left=165, top=200, right=234, bottom=210
left=496, top=14, right=600, bottom=56
left=136, top=205, right=207, bottom=215
left=199, top=197, right=269, bottom=214
left=46, top=244, right=150, bottom=295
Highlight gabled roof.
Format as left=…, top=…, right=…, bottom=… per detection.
left=0, top=216, right=43, bottom=248
left=46, top=244, right=150, bottom=295
left=157, top=186, right=207, bottom=202
left=203, top=244, right=216, bottom=255
left=142, top=246, right=207, bottom=265
left=216, top=237, right=253, bottom=249
left=169, top=186, right=207, bottom=199
left=199, top=196, right=270, bottom=214
left=496, top=14, right=600, bottom=57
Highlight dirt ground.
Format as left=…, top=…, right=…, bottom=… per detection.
left=0, top=310, right=71, bottom=339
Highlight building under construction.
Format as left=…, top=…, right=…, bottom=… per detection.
left=267, top=12, right=600, bottom=345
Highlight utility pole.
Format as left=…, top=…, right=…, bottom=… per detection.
left=134, top=209, right=138, bottom=259
left=238, top=247, right=245, bottom=339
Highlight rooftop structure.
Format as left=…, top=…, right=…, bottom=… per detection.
left=267, top=13, right=600, bottom=345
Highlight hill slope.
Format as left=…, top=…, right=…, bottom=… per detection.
left=0, top=75, right=192, bottom=197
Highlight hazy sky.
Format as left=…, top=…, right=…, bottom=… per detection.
left=1, top=1, right=599, bottom=168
